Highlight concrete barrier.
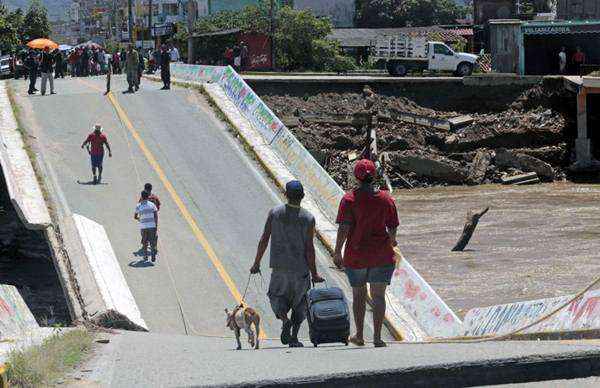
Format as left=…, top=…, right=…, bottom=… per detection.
left=463, top=290, right=600, bottom=337
left=72, top=214, right=147, bottom=331
left=0, top=82, right=51, bottom=230
left=167, top=64, right=464, bottom=339
left=0, top=284, right=38, bottom=341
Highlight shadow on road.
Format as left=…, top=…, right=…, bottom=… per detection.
left=76, top=180, right=108, bottom=186
left=129, top=259, right=155, bottom=268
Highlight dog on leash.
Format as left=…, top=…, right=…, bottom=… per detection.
left=225, top=305, right=261, bottom=350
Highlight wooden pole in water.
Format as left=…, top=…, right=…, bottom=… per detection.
left=452, top=207, right=490, bottom=252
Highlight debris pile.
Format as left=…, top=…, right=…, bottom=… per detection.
left=262, top=83, right=574, bottom=189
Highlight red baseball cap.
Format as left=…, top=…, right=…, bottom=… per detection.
left=354, top=159, right=376, bottom=181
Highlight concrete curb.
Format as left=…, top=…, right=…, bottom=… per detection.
left=238, top=350, right=600, bottom=388
left=0, top=82, right=51, bottom=230
left=72, top=214, right=147, bottom=331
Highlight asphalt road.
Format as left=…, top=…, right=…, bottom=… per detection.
left=71, top=331, right=600, bottom=387
left=9, top=75, right=379, bottom=340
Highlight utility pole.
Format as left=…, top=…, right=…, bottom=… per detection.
left=148, top=0, right=153, bottom=47
left=128, top=0, right=134, bottom=44
left=269, top=0, right=275, bottom=70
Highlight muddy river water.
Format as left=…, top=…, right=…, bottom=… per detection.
left=394, top=183, right=600, bottom=317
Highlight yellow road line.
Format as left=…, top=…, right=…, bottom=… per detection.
left=106, top=92, right=244, bottom=301
left=83, top=84, right=267, bottom=338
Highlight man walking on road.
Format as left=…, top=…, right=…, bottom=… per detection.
left=135, top=191, right=159, bottom=262
left=81, top=124, right=112, bottom=184
left=125, top=45, right=139, bottom=93
left=40, top=46, right=56, bottom=96
left=250, top=180, right=325, bottom=348
left=25, top=50, right=38, bottom=95
left=334, top=159, right=399, bottom=348
left=160, top=45, right=171, bottom=90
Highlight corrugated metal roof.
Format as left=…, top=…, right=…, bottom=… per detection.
left=328, top=27, right=465, bottom=47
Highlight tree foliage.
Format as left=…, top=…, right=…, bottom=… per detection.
left=22, top=0, right=51, bottom=42
left=355, top=0, right=468, bottom=28
left=192, top=1, right=354, bottom=71
left=0, top=6, right=20, bottom=53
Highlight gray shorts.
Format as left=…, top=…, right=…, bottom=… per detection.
left=345, top=264, right=395, bottom=288
left=268, top=270, right=310, bottom=323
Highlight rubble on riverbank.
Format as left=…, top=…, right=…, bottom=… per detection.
left=262, top=82, right=575, bottom=189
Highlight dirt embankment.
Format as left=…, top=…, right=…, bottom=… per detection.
left=262, top=80, right=576, bottom=189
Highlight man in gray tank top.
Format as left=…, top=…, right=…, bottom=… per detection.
left=251, top=180, right=325, bottom=347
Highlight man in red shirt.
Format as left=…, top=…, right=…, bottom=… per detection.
left=81, top=124, right=112, bottom=184
left=334, top=159, right=399, bottom=348
left=572, top=46, right=586, bottom=75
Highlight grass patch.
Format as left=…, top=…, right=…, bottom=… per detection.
left=6, top=329, right=93, bottom=387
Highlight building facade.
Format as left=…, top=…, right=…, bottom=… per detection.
left=557, top=0, right=600, bottom=20
left=293, top=0, right=355, bottom=28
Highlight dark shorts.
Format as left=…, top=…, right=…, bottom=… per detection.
left=268, top=270, right=310, bottom=323
left=141, top=227, right=157, bottom=248
left=90, top=153, right=104, bottom=169
left=345, top=264, right=395, bottom=288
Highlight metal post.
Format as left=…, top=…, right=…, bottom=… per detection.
left=269, top=0, right=275, bottom=69
left=148, top=0, right=153, bottom=47
left=128, top=0, right=134, bottom=43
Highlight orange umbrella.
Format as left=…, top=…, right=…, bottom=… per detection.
left=26, top=38, right=59, bottom=50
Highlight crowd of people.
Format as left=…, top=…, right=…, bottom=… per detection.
left=223, top=41, right=249, bottom=71
left=21, top=42, right=180, bottom=95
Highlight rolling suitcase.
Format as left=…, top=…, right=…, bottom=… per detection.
left=306, top=285, right=350, bottom=347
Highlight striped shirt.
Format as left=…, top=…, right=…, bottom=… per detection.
left=135, top=200, right=157, bottom=229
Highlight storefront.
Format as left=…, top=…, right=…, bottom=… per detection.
left=520, top=20, right=600, bottom=75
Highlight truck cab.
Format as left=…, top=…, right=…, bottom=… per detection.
left=427, top=42, right=478, bottom=76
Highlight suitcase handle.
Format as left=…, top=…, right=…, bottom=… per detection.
left=311, top=278, right=328, bottom=289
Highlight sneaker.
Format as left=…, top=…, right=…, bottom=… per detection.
left=289, top=339, right=304, bottom=348
left=92, top=176, right=97, bottom=184
left=50, top=92, right=56, bottom=95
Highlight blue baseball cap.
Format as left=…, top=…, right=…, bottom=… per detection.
left=285, top=180, right=304, bottom=198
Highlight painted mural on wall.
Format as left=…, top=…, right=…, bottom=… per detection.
left=463, top=290, right=600, bottom=337
left=293, top=0, right=355, bottom=28
left=0, top=284, right=38, bottom=340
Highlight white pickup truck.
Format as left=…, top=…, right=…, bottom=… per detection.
left=371, top=35, right=478, bottom=77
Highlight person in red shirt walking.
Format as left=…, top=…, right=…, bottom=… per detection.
left=81, top=124, right=112, bottom=184
left=334, top=159, right=399, bottom=348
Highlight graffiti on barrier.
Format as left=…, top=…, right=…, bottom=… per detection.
left=0, top=284, right=38, bottom=339
left=463, top=290, right=600, bottom=337
left=389, top=260, right=463, bottom=338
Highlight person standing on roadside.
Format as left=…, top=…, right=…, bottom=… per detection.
left=40, top=46, right=55, bottom=96
left=54, top=49, right=65, bottom=78
left=135, top=190, right=159, bottom=262
left=558, top=47, right=567, bottom=75
left=169, top=43, right=180, bottom=63
left=81, top=124, right=112, bottom=184
left=125, top=45, right=139, bottom=93
left=250, top=180, right=325, bottom=348
left=573, top=46, right=586, bottom=75
left=25, top=50, right=38, bottom=95
left=160, top=44, right=171, bottom=90
left=334, top=159, right=399, bottom=348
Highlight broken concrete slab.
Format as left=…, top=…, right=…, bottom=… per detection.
left=389, top=151, right=469, bottom=183
left=501, top=172, right=540, bottom=185
left=495, top=148, right=555, bottom=181
left=468, top=150, right=493, bottom=185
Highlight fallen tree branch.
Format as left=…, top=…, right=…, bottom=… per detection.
left=452, top=207, right=490, bottom=252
